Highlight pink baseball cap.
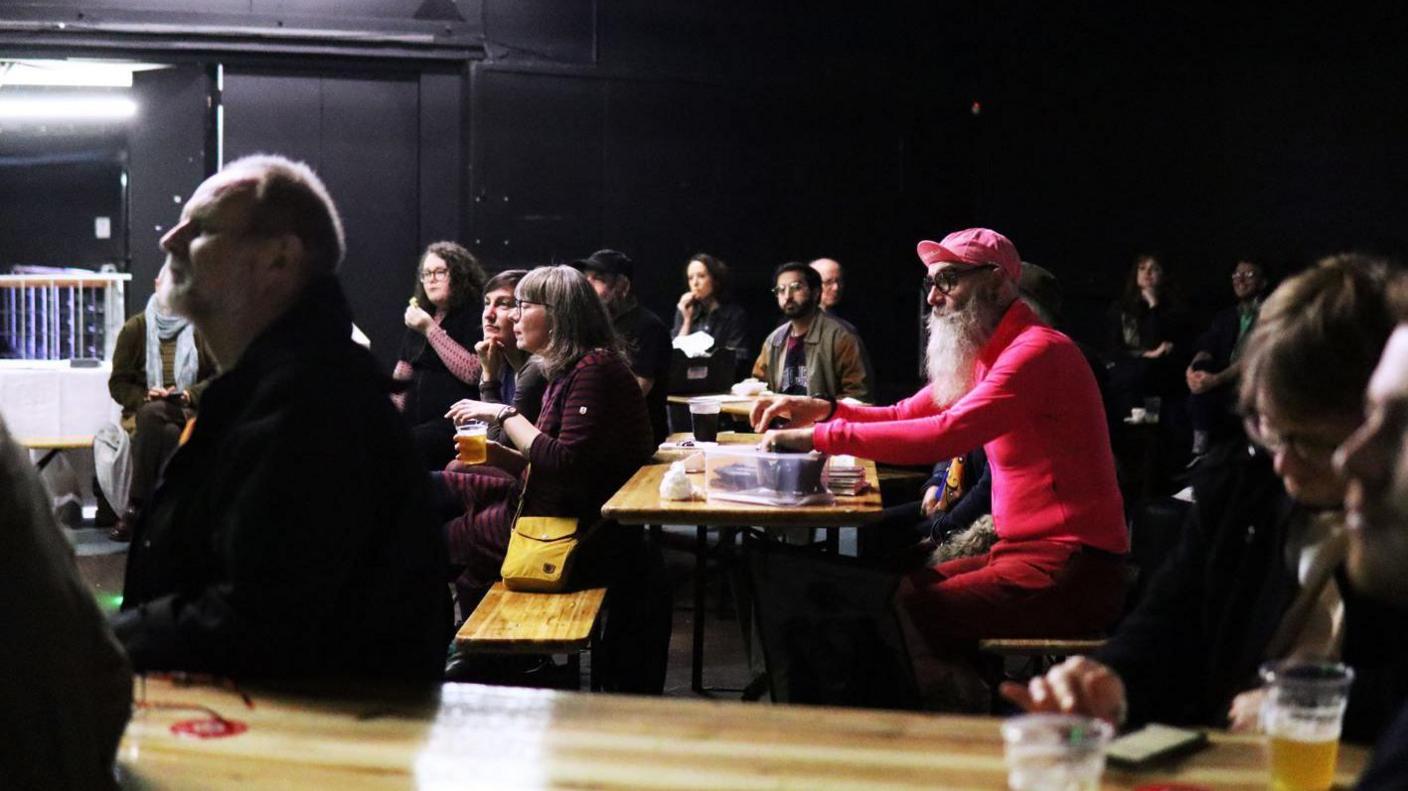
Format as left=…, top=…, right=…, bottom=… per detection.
left=916, top=228, right=1021, bottom=282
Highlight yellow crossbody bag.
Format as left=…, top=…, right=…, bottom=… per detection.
left=499, top=465, right=580, bottom=592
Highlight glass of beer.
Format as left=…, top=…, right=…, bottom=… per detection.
left=454, top=420, right=488, bottom=465
left=689, top=399, right=722, bottom=443
left=1260, top=660, right=1355, bottom=791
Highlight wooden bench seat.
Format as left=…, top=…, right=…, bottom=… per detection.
left=454, top=583, right=607, bottom=690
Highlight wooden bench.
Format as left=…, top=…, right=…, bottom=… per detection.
left=454, top=583, right=608, bottom=691
left=979, top=637, right=1109, bottom=711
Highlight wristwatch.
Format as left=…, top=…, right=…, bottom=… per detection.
left=494, top=405, right=519, bottom=425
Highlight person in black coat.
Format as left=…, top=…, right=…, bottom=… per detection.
left=1004, top=254, right=1408, bottom=745
left=1185, top=259, right=1270, bottom=456
left=393, top=241, right=487, bottom=470
left=1105, top=254, right=1193, bottom=419
left=112, top=156, right=450, bottom=684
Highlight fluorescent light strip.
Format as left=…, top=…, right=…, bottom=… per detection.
left=0, top=96, right=137, bottom=121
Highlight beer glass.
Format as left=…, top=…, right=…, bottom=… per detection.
left=1260, top=660, right=1354, bottom=791
left=454, top=420, right=488, bottom=465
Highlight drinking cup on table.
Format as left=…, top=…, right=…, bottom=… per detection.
left=1130, top=407, right=1148, bottom=423
left=689, top=400, right=721, bottom=443
left=454, top=420, right=488, bottom=465
left=1001, top=713, right=1112, bottom=791
left=1260, top=660, right=1354, bottom=791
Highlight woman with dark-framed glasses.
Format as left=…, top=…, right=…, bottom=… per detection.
left=392, top=241, right=487, bottom=469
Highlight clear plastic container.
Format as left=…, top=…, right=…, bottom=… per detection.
left=703, top=446, right=835, bottom=507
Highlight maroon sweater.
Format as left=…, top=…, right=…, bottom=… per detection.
left=524, top=349, right=655, bottom=524
left=442, top=349, right=652, bottom=599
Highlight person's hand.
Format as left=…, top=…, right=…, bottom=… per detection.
left=404, top=304, right=434, bottom=334
left=146, top=386, right=176, bottom=402
left=445, top=399, right=498, bottom=424
left=920, top=485, right=942, bottom=517
left=178, top=390, right=192, bottom=407
left=1142, top=341, right=1173, bottom=359
left=1227, top=688, right=1264, bottom=733
left=758, top=428, right=814, bottom=454
left=475, top=338, right=503, bottom=382
left=750, top=395, right=831, bottom=432
left=1186, top=368, right=1210, bottom=394
left=677, top=292, right=697, bottom=316
left=999, top=656, right=1128, bottom=728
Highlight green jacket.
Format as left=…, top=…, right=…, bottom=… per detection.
left=108, top=313, right=219, bottom=419
left=751, top=310, right=872, bottom=402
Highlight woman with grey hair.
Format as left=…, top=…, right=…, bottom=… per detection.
left=437, top=266, right=655, bottom=618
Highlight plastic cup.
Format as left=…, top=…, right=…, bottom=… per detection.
left=1001, top=714, right=1112, bottom=791
left=689, top=400, right=721, bottom=443
left=1260, top=660, right=1354, bottom=791
left=454, top=420, right=488, bottom=465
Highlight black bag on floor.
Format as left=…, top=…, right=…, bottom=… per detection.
left=743, top=534, right=920, bottom=710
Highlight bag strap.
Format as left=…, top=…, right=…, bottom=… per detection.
left=511, top=463, right=533, bottom=526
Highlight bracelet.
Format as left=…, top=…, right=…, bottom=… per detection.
left=494, top=405, right=519, bottom=425
left=820, top=395, right=838, bottom=422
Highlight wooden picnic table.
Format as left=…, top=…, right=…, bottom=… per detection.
left=118, top=676, right=1369, bottom=789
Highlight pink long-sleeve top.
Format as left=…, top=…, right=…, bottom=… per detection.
left=813, top=300, right=1128, bottom=554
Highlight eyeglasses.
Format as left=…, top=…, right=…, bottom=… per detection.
left=420, top=268, right=450, bottom=282
left=771, top=282, right=807, bottom=297
left=1242, top=412, right=1341, bottom=464
left=511, top=298, right=552, bottom=315
left=922, top=264, right=998, bottom=295
left=1231, top=272, right=1261, bottom=282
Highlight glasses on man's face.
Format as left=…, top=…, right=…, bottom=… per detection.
left=771, top=282, right=807, bottom=297
left=420, top=268, right=450, bottom=283
left=922, top=264, right=998, bottom=296
left=1242, top=412, right=1341, bottom=465
left=1232, top=272, right=1260, bottom=283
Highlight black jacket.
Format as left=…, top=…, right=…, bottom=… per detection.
left=397, top=303, right=481, bottom=425
left=1097, top=440, right=1408, bottom=743
left=114, top=276, right=450, bottom=682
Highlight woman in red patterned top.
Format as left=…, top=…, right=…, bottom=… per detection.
left=392, top=241, right=485, bottom=470
left=438, top=265, right=655, bottom=615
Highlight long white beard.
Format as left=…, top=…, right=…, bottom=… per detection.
left=925, top=297, right=1000, bottom=407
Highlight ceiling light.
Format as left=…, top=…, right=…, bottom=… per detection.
left=0, top=96, right=138, bottom=121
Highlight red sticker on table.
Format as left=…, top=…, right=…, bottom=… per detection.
left=170, top=718, right=248, bottom=739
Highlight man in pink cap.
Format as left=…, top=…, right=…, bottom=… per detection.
left=753, top=228, right=1128, bottom=662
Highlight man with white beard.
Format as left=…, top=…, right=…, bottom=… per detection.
left=754, top=228, right=1128, bottom=651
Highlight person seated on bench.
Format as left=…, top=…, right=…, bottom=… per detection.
left=392, top=241, right=487, bottom=470
left=113, top=155, right=450, bottom=684
left=752, top=261, right=872, bottom=402
left=1004, top=255, right=1408, bottom=745
left=439, top=265, right=655, bottom=614
left=106, top=262, right=218, bottom=541
left=755, top=229, right=1129, bottom=701
left=474, top=268, right=546, bottom=443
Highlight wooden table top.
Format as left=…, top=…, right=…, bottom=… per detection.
left=118, top=677, right=1368, bottom=789
left=665, top=392, right=761, bottom=417
left=602, top=459, right=884, bottom=528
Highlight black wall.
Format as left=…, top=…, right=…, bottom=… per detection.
left=4, top=3, right=1407, bottom=389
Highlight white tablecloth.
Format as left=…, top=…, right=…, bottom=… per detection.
left=0, top=360, right=115, bottom=444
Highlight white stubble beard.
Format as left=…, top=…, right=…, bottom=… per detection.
left=925, top=291, right=1003, bottom=408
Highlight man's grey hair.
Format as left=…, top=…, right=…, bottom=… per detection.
left=222, top=154, right=346, bottom=275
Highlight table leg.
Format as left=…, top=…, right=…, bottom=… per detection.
left=35, top=448, right=62, bottom=470
left=692, top=524, right=707, bottom=694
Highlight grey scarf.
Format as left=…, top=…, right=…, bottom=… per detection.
left=143, top=295, right=198, bottom=392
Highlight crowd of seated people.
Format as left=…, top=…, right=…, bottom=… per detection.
left=28, top=152, right=1408, bottom=790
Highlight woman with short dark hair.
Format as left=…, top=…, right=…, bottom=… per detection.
left=392, top=241, right=487, bottom=469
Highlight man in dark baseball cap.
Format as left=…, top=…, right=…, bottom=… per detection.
left=572, top=249, right=671, bottom=444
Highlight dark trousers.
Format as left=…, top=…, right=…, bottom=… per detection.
left=130, top=400, right=187, bottom=509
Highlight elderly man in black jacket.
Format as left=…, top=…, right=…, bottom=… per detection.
left=112, top=155, right=449, bottom=682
